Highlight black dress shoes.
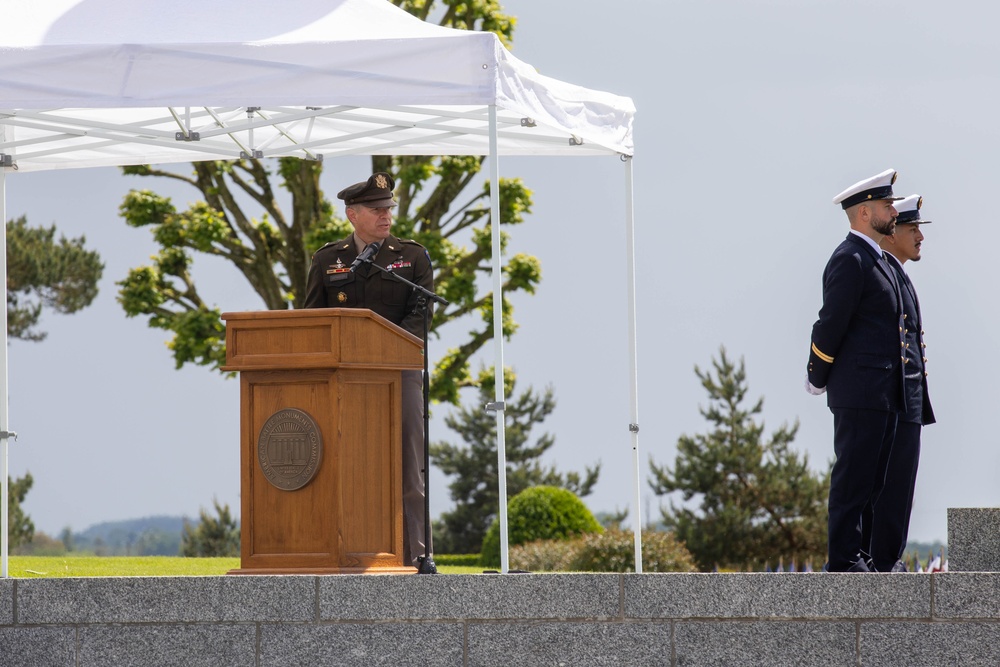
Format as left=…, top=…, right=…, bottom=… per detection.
left=846, top=558, right=872, bottom=573
left=822, top=558, right=872, bottom=573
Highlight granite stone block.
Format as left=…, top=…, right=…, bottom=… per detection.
left=77, top=623, right=256, bottom=667
left=624, top=572, right=930, bottom=619
left=932, top=572, right=1000, bottom=618
left=318, top=573, right=621, bottom=620
left=0, top=578, right=12, bottom=624
left=466, top=621, right=672, bottom=667
left=861, top=621, right=1000, bottom=666
left=0, top=626, right=76, bottom=666
left=948, top=507, right=1000, bottom=572
left=18, top=575, right=316, bottom=624
left=259, top=621, right=464, bottom=667
left=674, top=620, right=856, bottom=666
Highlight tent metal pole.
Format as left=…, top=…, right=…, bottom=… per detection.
left=623, top=155, right=643, bottom=573
left=488, top=105, right=510, bottom=574
left=1, top=166, right=9, bottom=578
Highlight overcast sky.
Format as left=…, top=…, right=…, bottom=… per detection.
left=5, top=0, right=999, bottom=547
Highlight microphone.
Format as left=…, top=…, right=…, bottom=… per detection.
left=349, top=241, right=381, bottom=272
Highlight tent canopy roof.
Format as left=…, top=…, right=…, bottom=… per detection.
left=0, top=0, right=635, bottom=172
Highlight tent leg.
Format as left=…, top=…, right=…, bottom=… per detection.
left=1, top=168, right=8, bottom=578
left=623, top=156, right=643, bottom=573
left=487, top=106, right=510, bottom=574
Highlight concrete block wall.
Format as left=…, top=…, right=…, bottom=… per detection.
left=3, top=572, right=1000, bottom=666
left=949, top=507, right=1000, bottom=572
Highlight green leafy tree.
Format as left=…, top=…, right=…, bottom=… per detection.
left=6, top=216, right=103, bottom=341
left=431, top=369, right=600, bottom=554
left=180, top=499, right=240, bottom=557
left=7, top=473, right=36, bottom=548
left=649, top=347, right=829, bottom=571
left=114, top=1, right=538, bottom=404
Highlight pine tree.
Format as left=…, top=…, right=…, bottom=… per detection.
left=649, top=347, right=829, bottom=571
left=180, top=499, right=240, bottom=557
left=430, top=369, right=600, bottom=554
left=6, top=216, right=103, bottom=341
left=7, top=473, right=36, bottom=547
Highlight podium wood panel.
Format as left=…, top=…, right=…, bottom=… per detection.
left=224, top=308, right=422, bottom=372
left=223, top=309, right=420, bottom=575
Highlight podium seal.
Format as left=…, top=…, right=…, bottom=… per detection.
left=257, top=408, right=323, bottom=491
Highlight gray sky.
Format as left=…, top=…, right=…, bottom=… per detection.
left=6, top=0, right=999, bottom=545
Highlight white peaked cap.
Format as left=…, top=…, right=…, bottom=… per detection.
left=894, top=194, right=932, bottom=225
left=832, top=168, right=902, bottom=209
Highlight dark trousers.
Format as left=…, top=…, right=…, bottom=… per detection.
left=828, top=408, right=897, bottom=571
left=401, top=369, right=429, bottom=566
left=864, top=420, right=921, bottom=571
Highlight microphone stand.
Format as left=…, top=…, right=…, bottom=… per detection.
left=362, top=257, right=448, bottom=575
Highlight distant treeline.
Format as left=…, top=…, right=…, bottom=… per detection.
left=17, top=516, right=190, bottom=556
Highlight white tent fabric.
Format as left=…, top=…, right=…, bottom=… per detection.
left=0, top=0, right=640, bottom=576
left=0, top=0, right=633, bottom=170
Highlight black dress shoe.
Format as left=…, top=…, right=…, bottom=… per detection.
left=822, top=558, right=871, bottom=573
left=889, top=560, right=908, bottom=573
left=846, top=558, right=871, bottom=573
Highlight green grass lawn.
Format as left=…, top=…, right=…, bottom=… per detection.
left=6, top=555, right=484, bottom=577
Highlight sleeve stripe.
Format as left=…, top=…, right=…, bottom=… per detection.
left=811, top=342, right=834, bottom=364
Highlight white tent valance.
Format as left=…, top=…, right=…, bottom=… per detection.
left=0, top=0, right=641, bottom=577
left=0, top=0, right=633, bottom=171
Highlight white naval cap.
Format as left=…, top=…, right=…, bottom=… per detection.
left=894, top=194, right=932, bottom=225
left=832, top=168, right=902, bottom=210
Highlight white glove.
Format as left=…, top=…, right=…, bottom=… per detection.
left=805, top=375, right=826, bottom=396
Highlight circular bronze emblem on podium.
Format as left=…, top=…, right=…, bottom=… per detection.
left=257, top=408, right=323, bottom=491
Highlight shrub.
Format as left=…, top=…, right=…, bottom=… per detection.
left=480, top=486, right=602, bottom=568
left=569, top=529, right=697, bottom=573
left=509, top=538, right=578, bottom=572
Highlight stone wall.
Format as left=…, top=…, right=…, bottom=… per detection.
left=3, top=571, right=1000, bottom=666
left=948, top=507, right=1000, bottom=572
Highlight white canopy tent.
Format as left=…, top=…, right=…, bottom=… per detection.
left=0, top=0, right=640, bottom=576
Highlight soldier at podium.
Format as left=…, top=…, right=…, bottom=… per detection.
left=305, top=172, right=434, bottom=567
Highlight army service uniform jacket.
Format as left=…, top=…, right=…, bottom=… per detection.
left=304, top=234, right=433, bottom=338
left=808, top=233, right=907, bottom=412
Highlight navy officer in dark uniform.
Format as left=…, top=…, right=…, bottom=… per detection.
left=806, top=168, right=907, bottom=572
left=305, top=171, right=433, bottom=567
left=866, top=194, right=935, bottom=572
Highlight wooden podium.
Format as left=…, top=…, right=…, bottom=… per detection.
left=221, top=308, right=423, bottom=574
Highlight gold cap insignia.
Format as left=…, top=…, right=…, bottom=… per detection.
left=375, top=174, right=388, bottom=189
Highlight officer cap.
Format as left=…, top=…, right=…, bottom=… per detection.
left=832, top=168, right=902, bottom=210
left=337, top=172, right=397, bottom=208
left=893, top=194, right=932, bottom=225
